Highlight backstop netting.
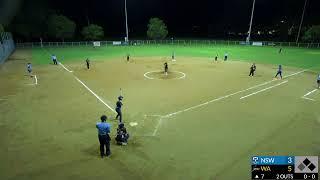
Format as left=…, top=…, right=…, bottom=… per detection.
left=0, top=32, right=15, bottom=64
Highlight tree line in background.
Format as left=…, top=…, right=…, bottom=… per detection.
left=0, top=0, right=318, bottom=43
left=3, top=12, right=168, bottom=42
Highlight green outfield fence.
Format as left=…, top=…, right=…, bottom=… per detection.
left=0, top=32, right=15, bottom=64
left=16, top=40, right=320, bottom=49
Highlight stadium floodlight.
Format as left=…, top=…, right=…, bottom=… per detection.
left=125, top=0, right=129, bottom=42
left=296, top=0, right=308, bottom=43
left=246, top=0, right=256, bottom=43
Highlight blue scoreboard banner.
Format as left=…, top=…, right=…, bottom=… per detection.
left=252, top=156, right=295, bottom=165
left=251, top=156, right=318, bottom=180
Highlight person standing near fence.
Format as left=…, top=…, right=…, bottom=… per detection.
left=52, top=54, right=58, bottom=65
left=96, top=115, right=111, bottom=158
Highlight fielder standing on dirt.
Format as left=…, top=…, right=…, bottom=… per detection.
left=275, top=65, right=283, bottom=79
left=317, top=74, right=320, bottom=89
left=52, top=54, right=58, bottom=65
left=164, top=62, right=168, bottom=75
left=85, top=58, right=90, bottom=69
left=249, top=63, right=256, bottom=77
left=27, top=63, right=32, bottom=76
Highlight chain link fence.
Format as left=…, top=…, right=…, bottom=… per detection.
left=15, top=40, right=320, bottom=49
left=0, top=32, right=15, bottom=64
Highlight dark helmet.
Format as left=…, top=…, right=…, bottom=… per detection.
left=100, top=115, right=107, bottom=122
left=119, top=123, right=124, bottom=129
left=118, top=96, right=123, bottom=100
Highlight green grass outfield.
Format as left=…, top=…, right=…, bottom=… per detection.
left=32, top=45, right=320, bottom=70
left=0, top=45, right=320, bottom=180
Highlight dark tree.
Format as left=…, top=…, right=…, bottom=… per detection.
left=147, top=18, right=168, bottom=40
left=47, top=14, right=76, bottom=41
left=8, top=0, right=49, bottom=40
left=81, top=24, right=104, bottom=40
left=0, top=24, right=4, bottom=33
left=302, top=25, right=320, bottom=43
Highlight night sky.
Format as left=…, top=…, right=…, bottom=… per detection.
left=1, top=0, right=320, bottom=38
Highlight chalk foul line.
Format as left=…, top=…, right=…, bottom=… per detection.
left=163, top=69, right=307, bottom=118
left=75, top=77, right=116, bottom=113
left=27, top=75, right=38, bottom=86
left=58, top=62, right=73, bottom=72
left=240, top=80, right=288, bottom=100
left=301, top=89, right=318, bottom=101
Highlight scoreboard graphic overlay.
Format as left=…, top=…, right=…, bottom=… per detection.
left=251, top=156, right=318, bottom=179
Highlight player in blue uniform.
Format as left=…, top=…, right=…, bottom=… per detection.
left=27, top=63, right=32, bottom=77
left=115, top=96, right=123, bottom=123
left=317, top=74, right=320, bottom=89
left=275, top=65, right=283, bottom=79
left=52, top=54, right=58, bottom=65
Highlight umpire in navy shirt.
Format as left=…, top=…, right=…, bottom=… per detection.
left=96, top=115, right=111, bottom=158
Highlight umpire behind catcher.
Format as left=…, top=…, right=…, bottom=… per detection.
left=96, top=115, right=111, bottom=158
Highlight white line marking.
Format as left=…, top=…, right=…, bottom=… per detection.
left=34, top=75, right=38, bottom=85
left=240, top=80, right=288, bottom=100
left=0, top=99, right=6, bottom=101
left=152, top=117, right=163, bottom=136
left=284, top=69, right=308, bottom=78
left=302, top=97, right=316, bottom=101
left=303, top=89, right=318, bottom=97
left=144, top=72, right=154, bottom=79
left=58, top=62, right=73, bottom=72
left=75, top=77, right=116, bottom=113
left=145, top=114, right=162, bottom=117
left=163, top=69, right=307, bottom=118
left=27, top=75, right=38, bottom=86
left=144, top=71, right=186, bottom=80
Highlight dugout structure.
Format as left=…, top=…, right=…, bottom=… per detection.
left=0, top=32, right=15, bottom=64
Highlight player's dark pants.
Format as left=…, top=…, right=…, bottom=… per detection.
left=116, top=108, right=122, bottom=122
left=116, top=133, right=130, bottom=145
left=275, top=71, right=282, bottom=79
left=53, top=59, right=58, bottom=65
left=224, top=56, right=227, bottom=61
left=86, top=63, right=90, bottom=69
left=249, top=70, right=255, bottom=76
left=165, top=68, right=168, bottom=73
left=317, top=80, right=320, bottom=88
left=98, top=134, right=111, bottom=157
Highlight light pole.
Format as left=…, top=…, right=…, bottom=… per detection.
left=296, top=0, right=308, bottom=43
left=246, top=0, right=256, bottom=43
left=125, top=0, right=129, bottom=42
